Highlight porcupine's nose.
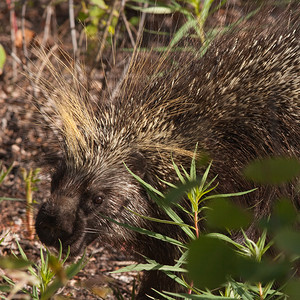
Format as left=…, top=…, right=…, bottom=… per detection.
left=35, top=201, right=74, bottom=248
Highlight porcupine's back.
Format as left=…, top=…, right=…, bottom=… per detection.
left=104, top=10, right=300, bottom=216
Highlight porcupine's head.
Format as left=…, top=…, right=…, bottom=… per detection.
left=35, top=146, right=149, bottom=256
left=33, top=49, right=184, bottom=256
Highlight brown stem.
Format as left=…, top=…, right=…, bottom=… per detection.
left=258, top=282, right=264, bottom=300
left=7, top=0, right=17, bottom=81
left=25, top=169, right=35, bottom=240
left=195, top=211, right=199, bottom=238
left=21, top=0, right=29, bottom=64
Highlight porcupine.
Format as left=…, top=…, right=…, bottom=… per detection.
left=34, top=7, right=300, bottom=299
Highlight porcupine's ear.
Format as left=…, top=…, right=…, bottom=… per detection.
left=128, top=151, right=147, bottom=179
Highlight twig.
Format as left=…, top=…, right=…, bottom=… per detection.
left=258, top=282, right=264, bottom=300
left=21, top=168, right=40, bottom=241
left=25, top=169, right=34, bottom=240
left=69, top=0, right=78, bottom=58
left=137, top=1, right=148, bottom=41
left=90, top=0, right=121, bottom=78
left=10, top=51, right=23, bottom=66
left=121, top=0, right=135, bottom=48
left=21, top=0, right=29, bottom=66
left=7, top=0, right=17, bottom=82
left=77, top=26, right=86, bottom=56
left=42, top=2, right=53, bottom=47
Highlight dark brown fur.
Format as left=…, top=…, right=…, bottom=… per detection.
left=35, top=8, right=300, bottom=298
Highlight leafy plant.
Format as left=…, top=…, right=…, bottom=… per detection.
left=0, top=162, right=23, bottom=202
left=0, top=239, right=86, bottom=300
left=110, top=153, right=300, bottom=299
left=0, top=163, right=13, bottom=186
left=128, top=0, right=226, bottom=43
left=79, top=0, right=117, bottom=38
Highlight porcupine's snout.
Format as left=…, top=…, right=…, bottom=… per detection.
left=35, top=202, right=70, bottom=246
left=35, top=197, right=88, bottom=255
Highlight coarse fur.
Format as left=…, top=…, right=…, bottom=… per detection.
left=34, top=7, right=300, bottom=299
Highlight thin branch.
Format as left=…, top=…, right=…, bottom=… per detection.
left=77, top=26, right=86, bottom=55
left=7, top=0, right=17, bottom=81
left=121, top=0, right=135, bottom=48
left=21, top=0, right=29, bottom=65
left=42, top=3, right=53, bottom=47
left=137, top=1, right=148, bottom=41
left=90, top=0, right=121, bottom=78
left=69, top=0, right=78, bottom=58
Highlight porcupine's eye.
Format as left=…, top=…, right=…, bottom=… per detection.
left=93, top=195, right=104, bottom=205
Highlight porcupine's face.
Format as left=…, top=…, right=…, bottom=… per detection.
left=35, top=155, right=149, bottom=255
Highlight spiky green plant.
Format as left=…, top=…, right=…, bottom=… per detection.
left=0, top=240, right=86, bottom=300
left=109, top=153, right=300, bottom=299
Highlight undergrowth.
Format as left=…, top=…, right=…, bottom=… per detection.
left=1, top=1, right=299, bottom=299
left=0, top=163, right=87, bottom=299
left=0, top=238, right=86, bottom=300
left=1, top=153, right=300, bottom=299
left=110, top=152, right=300, bottom=299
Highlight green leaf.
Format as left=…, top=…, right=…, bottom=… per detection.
left=85, top=24, right=98, bottom=37
left=111, top=262, right=186, bottom=273
left=108, top=25, right=115, bottom=35
left=98, top=213, right=187, bottom=249
left=0, top=197, right=25, bottom=202
left=169, top=19, right=198, bottom=48
left=0, top=256, right=32, bottom=269
left=226, top=279, right=256, bottom=300
left=206, top=232, right=246, bottom=250
left=125, top=163, right=164, bottom=198
left=238, top=259, right=290, bottom=284
left=41, top=253, right=86, bottom=300
left=188, top=236, right=238, bottom=289
left=164, top=180, right=200, bottom=206
left=244, top=157, right=300, bottom=185
left=0, top=163, right=13, bottom=184
left=0, top=285, right=11, bottom=292
left=127, top=5, right=174, bottom=14
left=163, top=292, right=235, bottom=299
left=284, top=279, right=300, bottom=300
left=273, top=198, right=297, bottom=226
left=275, top=229, right=300, bottom=256
left=89, top=5, right=105, bottom=20
left=125, top=163, right=195, bottom=239
left=0, top=44, right=6, bottom=75
left=205, top=198, right=252, bottom=230
left=90, top=0, right=108, bottom=9
left=172, top=157, right=186, bottom=184
left=262, top=198, right=297, bottom=232
left=199, top=0, right=214, bottom=24
left=129, top=16, right=139, bottom=26
left=125, top=207, right=191, bottom=228
left=203, top=188, right=257, bottom=201
left=78, top=11, right=88, bottom=22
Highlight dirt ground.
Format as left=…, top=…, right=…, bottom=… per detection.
left=0, top=50, right=137, bottom=300
left=0, top=0, right=296, bottom=299
left=0, top=1, right=143, bottom=298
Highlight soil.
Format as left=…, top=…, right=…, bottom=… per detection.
left=0, top=55, right=138, bottom=300
left=0, top=1, right=142, bottom=298
left=0, top=0, right=294, bottom=299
